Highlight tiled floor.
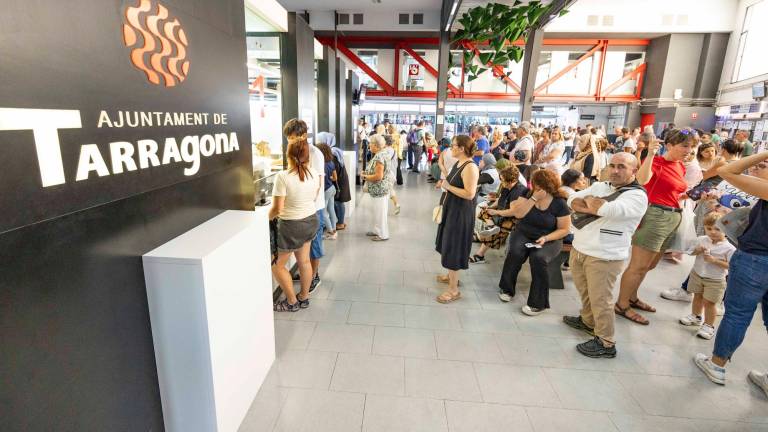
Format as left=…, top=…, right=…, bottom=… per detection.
left=240, top=172, right=768, bottom=432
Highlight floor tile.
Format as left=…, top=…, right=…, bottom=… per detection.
left=426, top=287, right=483, bottom=309
left=348, top=301, right=405, bottom=327
left=457, top=308, right=519, bottom=334
left=330, top=352, right=405, bottom=396
left=274, top=320, right=316, bottom=354
left=435, top=330, right=504, bottom=363
left=373, top=326, right=437, bottom=359
left=473, top=363, right=561, bottom=407
left=444, top=400, right=533, bottom=432
left=378, top=284, right=429, bottom=305
left=495, top=334, right=569, bottom=367
left=544, top=368, right=643, bottom=414
left=404, top=358, right=483, bottom=402
left=273, top=388, right=365, bottom=432
left=271, top=349, right=337, bottom=390
left=291, top=299, right=351, bottom=323
left=525, top=407, right=619, bottom=432
left=608, top=414, right=710, bottom=432
left=362, top=395, right=447, bottom=432
left=328, top=282, right=380, bottom=302
left=404, top=305, right=462, bottom=330
left=308, top=322, right=374, bottom=354
left=237, top=377, right=289, bottom=432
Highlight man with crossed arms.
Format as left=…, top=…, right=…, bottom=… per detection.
left=562, top=152, right=648, bottom=358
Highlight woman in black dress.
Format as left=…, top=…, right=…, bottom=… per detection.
left=435, top=135, right=480, bottom=303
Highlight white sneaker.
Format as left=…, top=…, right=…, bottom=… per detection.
left=748, top=371, right=768, bottom=398
left=522, top=305, right=545, bottom=316
left=694, top=353, right=726, bottom=385
left=679, top=314, right=703, bottom=326
left=697, top=323, right=716, bottom=340
left=479, top=226, right=500, bottom=237
left=716, top=302, right=725, bottom=316
left=661, top=287, right=693, bottom=302
left=498, top=292, right=512, bottom=302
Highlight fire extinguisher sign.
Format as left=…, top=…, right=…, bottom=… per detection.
left=409, top=64, right=420, bottom=76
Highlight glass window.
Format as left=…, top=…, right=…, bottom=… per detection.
left=355, top=50, right=380, bottom=90
left=247, top=35, right=283, bottom=161
left=733, top=0, right=768, bottom=82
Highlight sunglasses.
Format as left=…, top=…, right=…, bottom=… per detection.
left=751, top=163, right=768, bottom=170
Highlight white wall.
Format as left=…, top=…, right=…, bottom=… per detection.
left=545, top=0, right=737, bottom=33
left=306, top=10, right=440, bottom=31
left=718, top=0, right=768, bottom=106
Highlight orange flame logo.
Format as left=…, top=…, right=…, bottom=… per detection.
left=122, top=0, right=189, bottom=87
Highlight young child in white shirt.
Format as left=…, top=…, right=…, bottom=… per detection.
left=679, top=212, right=736, bottom=339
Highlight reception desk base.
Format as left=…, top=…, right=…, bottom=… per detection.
left=143, top=209, right=275, bottom=432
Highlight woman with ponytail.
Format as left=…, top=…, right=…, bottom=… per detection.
left=270, top=119, right=321, bottom=312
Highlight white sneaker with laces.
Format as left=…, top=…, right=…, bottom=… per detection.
left=694, top=353, right=726, bottom=385
left=498, top=292, right=512, bottom=302
left=522, top=305, right=545, bottom=316
left=679, top=314, right=703, bottom=326
left=479, top=226, right=500, bottom=237
left=697, top=323, right=716, bottom=340
left=748, top=371, right=768, bottom=398
left=661, top=287, right=693, bottom=302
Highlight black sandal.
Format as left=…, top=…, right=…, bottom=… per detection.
left=274, top=299, right=299, bottom=312
left=297, top=294, right=310, bottom=309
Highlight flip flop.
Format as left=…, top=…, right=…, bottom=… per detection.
left=630, top=298, right=657, bottom=313
left=436, top=291, right=462, bottom=304
left=615, top=304, right=649, bottom=325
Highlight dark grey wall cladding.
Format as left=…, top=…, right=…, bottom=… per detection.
left=0, top=0, right=253, bottom=430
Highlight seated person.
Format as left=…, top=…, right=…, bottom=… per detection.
left=469, top=165, right=529, bottom=264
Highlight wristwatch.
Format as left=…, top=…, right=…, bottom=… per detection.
left=531, top=196, right=538, bottom=202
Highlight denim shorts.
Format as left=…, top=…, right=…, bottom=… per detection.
left=310, top=209, right=325, bottom=259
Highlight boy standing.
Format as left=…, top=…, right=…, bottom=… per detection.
left=679, top=212, right=736, bottom=339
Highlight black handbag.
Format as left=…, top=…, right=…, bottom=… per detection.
left=269, top=219, right=278, bottom=265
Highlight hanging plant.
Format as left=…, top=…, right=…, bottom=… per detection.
left=450, top=1, right=568, bottom=82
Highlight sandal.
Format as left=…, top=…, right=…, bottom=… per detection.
left=436, top=274, right=462, bottom=286
left=274, top=299, right=300, bottom=312
left=436, top=291, right=462, bottom=304
left=336, top=223, right=346, bottom=230
left=615, top=304, right=649, bottom=325
left=468, top=254, right=486, bottom=264
left=629, top=298, right=657, bottom=313
left=297, top=294, right=310, bottom=309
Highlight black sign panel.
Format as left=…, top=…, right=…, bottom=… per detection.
left=580, top=114, right=596, bottom=120
left=0, top=0, right=252, bottom=234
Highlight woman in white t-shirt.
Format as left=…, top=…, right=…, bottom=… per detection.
left=270, top=119, right=321, bottom=312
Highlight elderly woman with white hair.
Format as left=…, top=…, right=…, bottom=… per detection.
left=361, top=134, right=390, bottom=241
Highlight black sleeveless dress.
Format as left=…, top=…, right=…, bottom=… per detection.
left=435, top=161, right=475, bottom=270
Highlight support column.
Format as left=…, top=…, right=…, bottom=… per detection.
left=280, top=12, right=315, bottom=155
left=519, top=28, right=543, bottom=122
left=335, top=58, right=349, bottom=150
left=317, top=45, right=337, bottom=136
left=434, top=18, right=451, bottom=141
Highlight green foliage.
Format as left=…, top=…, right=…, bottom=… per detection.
left=452, top=1, right=566, bottom=83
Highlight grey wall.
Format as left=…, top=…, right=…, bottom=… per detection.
left=642, top=35, right=670, bottom=100
left=659, top=34, right=704, bottom=99
left=280, top=13, right=315, bottom=140
left=335, top=59, right=348, bottom=149
left=317, top=45, right=337, bottom=136
left=694, top=33, right=730, bottom=99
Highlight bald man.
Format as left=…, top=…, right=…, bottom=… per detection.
left=563, top=153, right=649, bottom=358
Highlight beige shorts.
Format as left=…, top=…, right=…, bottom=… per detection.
left=632, top=206, right=682, bottom=253
left=688, top=270, right=726, bottom=304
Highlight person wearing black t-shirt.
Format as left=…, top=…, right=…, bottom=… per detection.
left=487, top=169, right=572, bottom=316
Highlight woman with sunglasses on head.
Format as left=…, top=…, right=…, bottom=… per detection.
left=615, top=128, right=696, bottom=325
left=694, top=151, right=768, bottom=397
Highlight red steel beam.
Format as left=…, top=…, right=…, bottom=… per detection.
left=533, top=41, right=604, bottom=95
left=594, top=39, right=609, bottom=98
left=400, top=45, right=460, bottom=94
left=335, top=41, right=395, bottom=95
left=393, top=46, right=400, bottom=92
left=600, top=62, right=647, bottom=98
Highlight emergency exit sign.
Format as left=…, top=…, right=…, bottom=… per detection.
left=691, top=112, right=698, bottom=120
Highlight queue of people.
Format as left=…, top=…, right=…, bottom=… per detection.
left=272, top=116, right=768, bottom=400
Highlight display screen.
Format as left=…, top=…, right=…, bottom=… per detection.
left=752, top=83, right=766, bottom=98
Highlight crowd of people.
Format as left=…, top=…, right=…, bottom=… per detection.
left=269, top=116, right=768, bottom=399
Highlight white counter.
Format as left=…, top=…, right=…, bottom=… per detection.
left=344, top=150, right=357, bottom=217
left=143, top=208, right=275, bottom=432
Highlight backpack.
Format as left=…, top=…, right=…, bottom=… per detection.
left=571, top=181, right=646, bottom=229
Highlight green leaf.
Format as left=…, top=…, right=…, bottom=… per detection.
left=478, top=52, right=493, bottom=64
left=491, top=36, right=504, bottom=53
left=468, top=74, right=479, bottom=82
left=512, top=47, right=524, bottom=62
left=559, top=9, right=570, bottom=17
left=476, top=67, right=488, bottom=76
left=463, top=50, right=473, bottom=66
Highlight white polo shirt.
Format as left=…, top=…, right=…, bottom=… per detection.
left=309, top=144, right=326, bottom=211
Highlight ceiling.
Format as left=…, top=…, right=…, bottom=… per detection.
left=454, top=0, right=558, bottom=29
left=276, top=0, right=442, bottom=11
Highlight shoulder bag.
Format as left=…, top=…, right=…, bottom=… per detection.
left=433, top=161, right=470, bottom=224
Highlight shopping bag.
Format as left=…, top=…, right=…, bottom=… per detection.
left=667, top=200, right=697, bottom=253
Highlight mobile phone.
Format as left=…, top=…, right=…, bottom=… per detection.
left=687, top=183, right=712, bottom=201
